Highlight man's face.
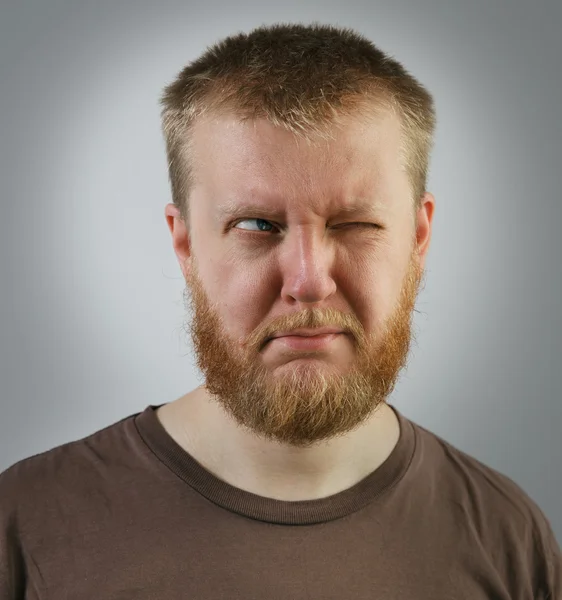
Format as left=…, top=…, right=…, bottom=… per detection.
left=167, top=109, right=433, bottom=448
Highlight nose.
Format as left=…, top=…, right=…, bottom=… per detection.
left=279, top=225, right=337, bottom=304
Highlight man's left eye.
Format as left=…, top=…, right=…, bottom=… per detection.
left=338, top=223, right=379, bottom=228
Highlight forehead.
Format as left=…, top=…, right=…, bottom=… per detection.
left=189, top=109, right=407, bottom=214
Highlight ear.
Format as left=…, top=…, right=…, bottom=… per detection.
left=165, top=203, right=191, bottom=280
left=414, top=192, right=435, bottom=271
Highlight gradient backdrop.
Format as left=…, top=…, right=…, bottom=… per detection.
left=0, top=0, right=560, bottom=541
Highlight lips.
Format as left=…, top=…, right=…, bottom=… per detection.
left=268, top=328, right=344, bottom=342
left=270, top=327, right=343, bottom=339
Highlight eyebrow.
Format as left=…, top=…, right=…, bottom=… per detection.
left=215, top=199, right=386, bottom=221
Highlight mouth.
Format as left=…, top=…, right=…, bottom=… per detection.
left=269, top=332, right=343, bottom=351
left=267, top=328, right=345, bottom=342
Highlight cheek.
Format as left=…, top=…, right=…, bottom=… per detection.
left=341, top=249, right=405, bottom=329
left=343, top=268, right=390, bottom=331
left=210, top=262, right=276, bottom=335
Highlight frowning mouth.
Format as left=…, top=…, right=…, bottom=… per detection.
left=267, top=332, right=344, bottom=351
left=267, top=327, right=345, bottom=342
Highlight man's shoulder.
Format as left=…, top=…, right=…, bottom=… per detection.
left=0, top=410, right=139, bottom=509
left=412, top=418, right=560, bottom=568
left=414, top=418, right=543, bottom=514
left=402, top=414, right=562, bottom=598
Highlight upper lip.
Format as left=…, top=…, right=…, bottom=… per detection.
left=270, top=327, right=344, bottom=340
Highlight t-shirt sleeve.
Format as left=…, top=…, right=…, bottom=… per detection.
left=533, top=507, right=562, bottom=600
left=0, top=466, right=26, bottom=600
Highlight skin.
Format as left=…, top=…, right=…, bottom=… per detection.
left=161, top=108, right=435, bottom=501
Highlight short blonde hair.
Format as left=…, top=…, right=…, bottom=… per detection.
left=159, top=22, right=436, bottom=227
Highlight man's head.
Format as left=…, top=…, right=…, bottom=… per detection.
left=162, top=23, right=436, bottom=448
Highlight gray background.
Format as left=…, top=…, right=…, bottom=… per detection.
left=1, top=0, right=560, bottom=541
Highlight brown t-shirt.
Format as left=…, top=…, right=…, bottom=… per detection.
left=1, top=403, right=560, bottom=599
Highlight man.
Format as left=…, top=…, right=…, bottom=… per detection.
left=1, top=22, right=560, bottom=599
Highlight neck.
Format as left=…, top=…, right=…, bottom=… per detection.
left=157, top=385, right=401, bottom=502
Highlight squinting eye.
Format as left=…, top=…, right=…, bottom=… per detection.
left=233, top=218, right=275, bottom=232
left=336, top=222, right=381, bottom=231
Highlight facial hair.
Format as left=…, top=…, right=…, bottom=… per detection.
left=182, top=245, right=424, bottom=449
